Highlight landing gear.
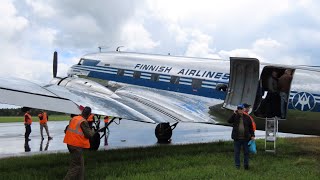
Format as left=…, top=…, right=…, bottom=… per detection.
left=89, top=133, right=101, bottom=151
left=89, top=115, right=102, bottom=151
left=89, top=117, right=119, bottom=151
left=155, top=122, right=179, bottom=143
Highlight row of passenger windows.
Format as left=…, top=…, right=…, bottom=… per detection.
left=116, top=69, right=227, bottom=91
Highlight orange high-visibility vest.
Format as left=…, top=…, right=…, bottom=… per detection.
left=87, top=114, right=94, bottom=122
left=244, top=112, right=256, bottom=131
left=104, top=116, right=109, bottom=123
left=24, top=112, right=32, bottom=125
left=63, top=116, right=90, bottom=148
left=38, top=112, right=48, bottom=124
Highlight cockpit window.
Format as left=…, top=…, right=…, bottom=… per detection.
left=78, top=59, right=84, bottom=65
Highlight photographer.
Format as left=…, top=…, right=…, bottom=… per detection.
left=228, top=104, right=255, bottom=170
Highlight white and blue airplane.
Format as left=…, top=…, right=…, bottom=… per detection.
left=0, top=50, right=319, bottom=146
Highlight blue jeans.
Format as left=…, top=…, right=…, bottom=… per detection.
left=234, top=140, right=249, bottom=167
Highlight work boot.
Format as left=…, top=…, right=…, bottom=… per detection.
left=244, top=165, right=249, bottom=170
left=48, top=137, right=53, bottom=140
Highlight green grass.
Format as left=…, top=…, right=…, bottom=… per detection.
left=0, top=115, right=70, bottom=123
left=0, top=137, right=319, bottom=180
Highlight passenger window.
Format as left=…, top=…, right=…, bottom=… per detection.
left=117, top=69, right=124, bottom=76
left=133, top=71, right=141, bottom=79
left=170, top=76, right=180, bottom=84
left=192, top=79, right=203, bottom=89
left=216, top=84, right=228, bottom=92
left=151, top=74, right=159, bottom=81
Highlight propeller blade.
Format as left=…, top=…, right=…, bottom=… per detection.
left=53, top=51, right=57, bottom=78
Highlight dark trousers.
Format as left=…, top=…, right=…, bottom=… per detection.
left=266, top=92, right=279, bottom=117
left=25, top=124, right=31, bottom=139
left=64, top=145, right=84, bottom=180
left=234, top=140, right=249, bottom=167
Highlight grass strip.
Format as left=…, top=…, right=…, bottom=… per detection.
left=0, top=137, right=319, bottom=180
left=0, top=115, right=70, bottom=123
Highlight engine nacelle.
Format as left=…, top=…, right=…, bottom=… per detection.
left=50, top=76, right=119, bottom=99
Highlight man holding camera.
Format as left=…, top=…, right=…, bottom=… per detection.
left=228, top=104, right=255, bottom=170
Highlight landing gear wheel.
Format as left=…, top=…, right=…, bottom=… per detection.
left=155, top=122, right=179, bottom=143
left=89, top=133, right=100, bottom=151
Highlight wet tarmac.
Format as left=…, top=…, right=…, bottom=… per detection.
left=0, top=120, right=309, bottom=158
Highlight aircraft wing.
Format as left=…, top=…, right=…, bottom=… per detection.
left=0, top=77, right=155, bottom=123
left=0, top=76, right=217, bottom=124
left=0, top=77, right=81, bottom=114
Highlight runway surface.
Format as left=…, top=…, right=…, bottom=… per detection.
left=0, top=120, right=308, bottom=158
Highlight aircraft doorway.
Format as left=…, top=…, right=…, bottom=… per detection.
left=253, top=67, right=295, bottom=119
left=223, top=57, right=260, bottom=110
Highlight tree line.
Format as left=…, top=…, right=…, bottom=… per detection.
left=0, top=108, right=65, bottom=116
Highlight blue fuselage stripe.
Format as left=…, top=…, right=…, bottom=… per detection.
left=72, top=65, right=227, bottom=99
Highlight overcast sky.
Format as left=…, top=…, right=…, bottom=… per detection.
left=1, top=0, right=320, bottom=83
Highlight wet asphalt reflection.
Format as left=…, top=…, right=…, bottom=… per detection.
left=0, top=120, right=308, bottom=158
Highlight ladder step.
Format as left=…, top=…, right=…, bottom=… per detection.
left=265, top=117, right=278, bottom=153
left=265, top=150, right=276, bottom=153
left=266, top=139, right=275, bottom=142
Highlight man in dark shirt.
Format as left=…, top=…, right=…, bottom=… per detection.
left=278, top=69, right=293, bottom=119
left=266, top=70, right=279, bottom=117
left=228, top=104, right=255, bottom=170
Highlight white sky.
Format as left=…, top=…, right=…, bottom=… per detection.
left=1, top=0, right=320, bottom=83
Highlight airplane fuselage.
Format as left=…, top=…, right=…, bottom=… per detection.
left=68, top=52, right=320, bottom=135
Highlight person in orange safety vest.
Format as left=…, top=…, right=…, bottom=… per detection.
left=38, top=111, right=53, bottom=140
left=243, top=103, right=256, bottom=132
left=104, top=116, right=109, bottom=124
left=24, top=109, right=32, bottom=141
left=63, top=106, right=95, bottom=180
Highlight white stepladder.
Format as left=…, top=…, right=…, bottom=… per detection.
left=265, top=117, right=279, bottom=153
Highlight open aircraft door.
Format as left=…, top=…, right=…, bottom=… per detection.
left=223, top=57, right=260, bottom=111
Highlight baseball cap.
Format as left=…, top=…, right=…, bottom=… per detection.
left=243, top=103, right=251, bottom=108
left=237, top=104, right=244, bottom=110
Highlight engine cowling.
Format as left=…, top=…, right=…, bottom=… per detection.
left=50, top=76, right=119, bottom=99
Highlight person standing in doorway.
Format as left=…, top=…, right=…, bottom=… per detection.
left=24, top=109, right=32, bottom=141
left=63, top=107, right=95, bottom=180
left=38, top=111, right=53, bottom=140
left=266, top=70, right=279, bottom=117
left=228, top=104, right=255, bottom=170
left=278, top=69, right=293, bottom=119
